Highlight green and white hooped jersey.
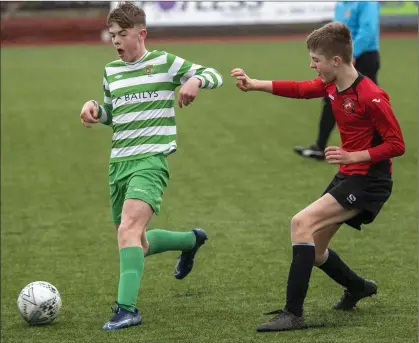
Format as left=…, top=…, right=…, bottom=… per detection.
left=97, top=50, right=223, bottom=163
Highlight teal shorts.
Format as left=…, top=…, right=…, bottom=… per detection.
left=108, top=154, right=169, bottom=225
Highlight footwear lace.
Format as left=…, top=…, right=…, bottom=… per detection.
left=338, top=289, right=353, bottom=303
left=263, top=309, right=286, bottom=321
left=111, top=302, right=121, bottom=314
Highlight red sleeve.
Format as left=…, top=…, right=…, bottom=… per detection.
left=367, top=91, right=405, bottom=163
left=271, top=77, right=328, bottom=99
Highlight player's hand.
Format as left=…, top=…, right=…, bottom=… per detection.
left=325, top=146, right=355, bottom=165
left=178, top=77, right=201, bottom=108
left=80, top=100, right=99, bottom=128
left=231, top=68, right=256, bottom=92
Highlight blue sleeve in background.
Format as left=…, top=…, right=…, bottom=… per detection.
left=353, top=2, right=380, bottom=58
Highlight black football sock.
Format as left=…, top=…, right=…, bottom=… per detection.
left=317, top=249, right=365, bottom=291
left=285, top=243, right=315, bottom=317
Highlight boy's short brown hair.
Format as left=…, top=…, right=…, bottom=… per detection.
left=306, top=22, right=353, bottom=64
left=107, top=2, right=146, bottom=29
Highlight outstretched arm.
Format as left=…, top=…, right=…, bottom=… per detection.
left=231, top=68, right=328, bottom=99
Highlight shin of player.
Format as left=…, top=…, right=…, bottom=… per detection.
left=232, top=22, right=405, bottom=332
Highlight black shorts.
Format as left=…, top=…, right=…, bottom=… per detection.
left=322, top=173, right=393, bottom=230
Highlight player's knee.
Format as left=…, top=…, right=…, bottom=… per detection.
left=141, top=234, right=149, bottom=255
left=142, top=241, right=149, bottom=255
left=290, top=214, right=313, bottom=242
left=118, top=217, right=143, bottom=248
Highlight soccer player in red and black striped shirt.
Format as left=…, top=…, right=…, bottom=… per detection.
left=231, top=22, right=405, bottom=332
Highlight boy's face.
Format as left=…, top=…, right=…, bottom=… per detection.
left=108, top=22, right=147, bottom=62
left=309, top=50, right=340, bottom=83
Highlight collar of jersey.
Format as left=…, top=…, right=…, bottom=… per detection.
left=123, top=50, right=150, bottom=67
left=336, top=73, right=363, bottom=95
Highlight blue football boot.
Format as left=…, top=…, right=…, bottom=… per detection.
left=174, top=228, right=208, bottom=280
left=103, top=303, right=143, bottom=330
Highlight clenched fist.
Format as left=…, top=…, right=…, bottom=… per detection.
left=178, top=77, right=201, bottom=108
left=80, top=100, right=99, bottom=128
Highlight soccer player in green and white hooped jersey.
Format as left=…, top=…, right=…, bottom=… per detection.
left=79, top=2, right=223, bottom=331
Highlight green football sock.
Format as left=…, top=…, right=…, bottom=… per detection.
left=145, top=229, right=196, bottom=257
left=117, top=247, right=144, bottom=313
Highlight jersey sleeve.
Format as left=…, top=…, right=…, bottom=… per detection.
left=353, top=2, right=380, bottom=58
left=166, top=53, right=223, bottom=89
left=271, top=77, right=328, bottom=99
left=366, top=91, right=405, bottom=163
left=97, top=70, right=113, bottom=126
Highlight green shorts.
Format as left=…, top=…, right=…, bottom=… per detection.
left=109, top=154, right=170, bottom=225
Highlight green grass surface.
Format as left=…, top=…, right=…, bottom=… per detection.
left=1, top=37, right=417, bottom=343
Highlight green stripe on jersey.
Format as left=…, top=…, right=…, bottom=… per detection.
left=113, top=117, right=176, bottom=133
left=173, top=60, right=193, bottom=85
left=112, top=135, right=177, bottom=149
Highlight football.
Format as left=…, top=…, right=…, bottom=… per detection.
left=17, top=281, right=62, bottom=325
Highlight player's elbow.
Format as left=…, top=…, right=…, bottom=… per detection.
left=205, top=68, right=223, bottom=88
left=389, top=139, right=405, bottom=158
left=395, top=140, right=405, bottom=157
